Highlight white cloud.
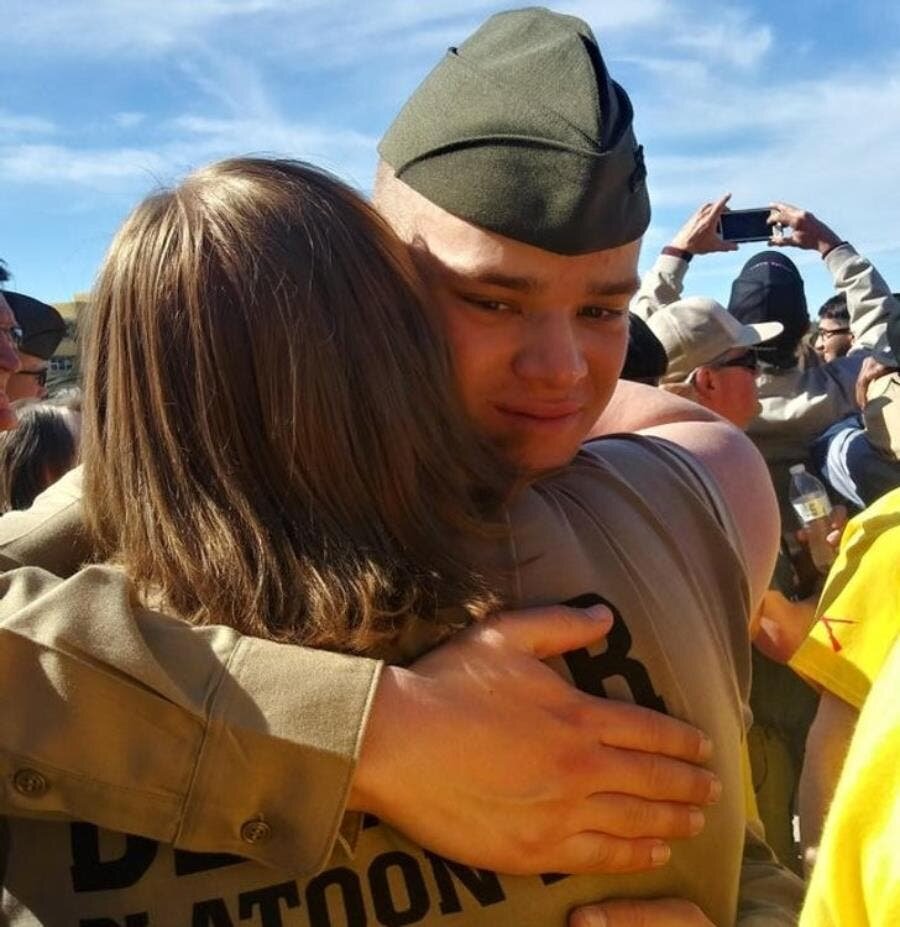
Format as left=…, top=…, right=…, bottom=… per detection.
left=0, top=111, right=56, bottom=135
left=0, top=144, right=169, bottom=186
left=112, top=112, right=146, bottom=129
left=670, top=9, right=772, bottom=69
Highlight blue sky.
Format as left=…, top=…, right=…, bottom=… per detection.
left=3, top=1, right=900, bottom=311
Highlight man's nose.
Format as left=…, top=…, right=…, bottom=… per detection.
left=513, top=317, right=588, bottom=389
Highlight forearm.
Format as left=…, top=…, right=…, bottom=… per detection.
left=630, top=253, right=690, bottom=320
left=0, top=562, right=379, bottom=873
left=798, top=692, right=858, bottom=873
left=826, top=243, right=900, bottom=352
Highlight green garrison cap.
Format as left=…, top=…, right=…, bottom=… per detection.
left=378, top=7, right=650, bottom=254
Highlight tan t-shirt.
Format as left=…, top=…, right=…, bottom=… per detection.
left=2, top=437, right=798, bottom=925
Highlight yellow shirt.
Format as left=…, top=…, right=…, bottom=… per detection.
left=790, top=486, right=900, bottom=709
left=799, top=635, right=900, bottom=926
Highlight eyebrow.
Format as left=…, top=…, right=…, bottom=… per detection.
left=464, top=271, right=641, bottom=298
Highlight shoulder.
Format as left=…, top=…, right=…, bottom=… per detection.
left=0, top=465, right=90, bottom=576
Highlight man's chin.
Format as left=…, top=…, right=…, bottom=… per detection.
left=507, top=439, right=584, bottom=475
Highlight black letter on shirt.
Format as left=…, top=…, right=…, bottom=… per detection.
left=80, top=917, right=149, bottom=927
left=369, top=851, right=430, bottom=926
left=562, top=593, right=666, bottom=713
left=193, top=898, right=236, bottom=927
left=424, top=852, right=505, bottom=914
left=306, top=867, right=367, bottom=927
left=70, top=823, right=158, bottom=892
left=238, top=881, right=300, bottom=927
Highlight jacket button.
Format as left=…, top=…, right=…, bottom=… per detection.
left=13, top=768, right=49, bottom=797
left=240, top=818, right=271, bottom=844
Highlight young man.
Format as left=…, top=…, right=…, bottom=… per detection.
left=815, top=295, right=853, bottom=362
left=0, top=10, right=798, bottom=924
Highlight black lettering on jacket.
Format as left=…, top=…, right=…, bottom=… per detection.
left=562, top=594, right=667, bottom=713
left=424, top=852, right=505, bottom=913
left=369, top=851, right=430, bottom=926
left=71, top=823, right=157, bottom=892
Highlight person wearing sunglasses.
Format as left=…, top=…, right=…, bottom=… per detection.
left=2, top=292, right=67, bottom=402
left=646, top=296, right=782, bottom=430
left=0, top=292, right=23, bottom=430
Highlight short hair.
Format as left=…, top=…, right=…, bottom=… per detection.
left=0, top=401, right=80, bottom=511
left=83, top=157, right=509, bottom=652
left=818, top=293, right=849, bottom=322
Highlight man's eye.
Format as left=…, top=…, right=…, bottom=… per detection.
left=580, top=306, right=626, bottom=320
left=465, top=297, right=513, bottom=313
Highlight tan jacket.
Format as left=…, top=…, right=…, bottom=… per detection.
left=631, top=244, right=900, bottom=465
left=1, top=440, right=801, bottom=924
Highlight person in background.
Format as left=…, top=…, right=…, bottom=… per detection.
left=0, top=398, right=80, bottom=512
left=0, top=291, right=23, bottom=431
left=814, top=295, right=853, bottom=362
left=2, top=292, right=67, bottom=402
left=647, top=296, right=781, bottom=429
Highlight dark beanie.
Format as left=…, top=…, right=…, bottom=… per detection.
left=727, top=251, right=808, bottom=363
left=378, top=7, right=650, bottom=254
left=621, top=314, right=668, bottom=383
left=4, top=292, right=67, bottom=360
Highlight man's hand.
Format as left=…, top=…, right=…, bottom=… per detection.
left=669, top=194, right=738, bottom=255
left=767, top=202, right=842, bottom=255
left=570, top=898, right=714, bottom=927
left=856, top=354, right=898, bottom=409
left=350, top=604, right=719, bottom=875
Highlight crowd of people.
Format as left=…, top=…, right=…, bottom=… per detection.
left=1, top=7, right=897, bottom=926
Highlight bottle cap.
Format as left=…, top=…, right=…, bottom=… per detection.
left=789, top=464, right=806, bottom=475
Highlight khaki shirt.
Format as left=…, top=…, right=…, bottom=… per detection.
left=1, top=439, right=801, bottom=924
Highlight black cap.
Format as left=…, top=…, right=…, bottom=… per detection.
left=621, top=314, right=668, bottom=383
left=4, top=292, right=67, bottom=360
left=727, top=251, right=808, bottom=362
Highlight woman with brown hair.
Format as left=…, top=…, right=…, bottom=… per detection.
left=2, top=158, right=795, bottom=925
left=80, top=156, right=508, bottom=656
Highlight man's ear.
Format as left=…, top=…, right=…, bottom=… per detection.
left=692, top=366, right=716, bottom=398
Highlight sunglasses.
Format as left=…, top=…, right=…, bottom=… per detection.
left=18, top=368, right=48, bottom=387
left=714, top=350, right=759, bottom=372
left=816, top=327, right=851, bottom=341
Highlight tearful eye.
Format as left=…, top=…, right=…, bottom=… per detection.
left=464, top=297, right=514, bottom=313
left=580, top=306, right=626, bottom=321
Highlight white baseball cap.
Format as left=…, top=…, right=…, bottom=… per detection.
left=647, top=297, right=783, bottom=384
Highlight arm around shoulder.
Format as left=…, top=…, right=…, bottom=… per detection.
left=0, top=562, right=380, bottom=874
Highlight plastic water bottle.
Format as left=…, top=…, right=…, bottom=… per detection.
left=788, top=464, right=836, bottom=574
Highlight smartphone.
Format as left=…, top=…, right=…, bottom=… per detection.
left=718, top=208, right=773, bottom=243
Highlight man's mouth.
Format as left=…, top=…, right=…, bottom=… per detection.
left=493, top=402, right=583, bottom=423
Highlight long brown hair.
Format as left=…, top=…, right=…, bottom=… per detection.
left=83, top=158, right=509, bottom=653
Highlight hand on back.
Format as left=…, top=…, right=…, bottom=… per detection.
left=350, top=603, right=720, bottom=875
